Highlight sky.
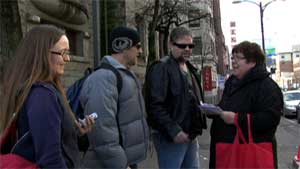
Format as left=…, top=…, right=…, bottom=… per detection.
left=220, top=0, right=300, bottom=53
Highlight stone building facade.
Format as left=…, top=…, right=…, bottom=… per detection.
left=0, top=0, right=23, bottom=85
left=187, top=0, right=224, bottom=103
left=1, top=0, right=226, bottom=102
left=0, top=0, right=94, bottom=88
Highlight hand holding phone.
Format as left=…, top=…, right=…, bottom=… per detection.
left=79, top=112, right=98, bottom=127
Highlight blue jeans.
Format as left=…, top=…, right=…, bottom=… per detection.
left=152, top=132, right=200, bottom=169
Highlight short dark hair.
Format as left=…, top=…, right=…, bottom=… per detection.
left=232, top=41, right=265, bottom=65
left=169, top=27, right=192, bottom=43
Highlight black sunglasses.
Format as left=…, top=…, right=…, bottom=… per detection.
left=135, top=44, right=142, bottom=49
left=173, top=43, right=195, bottom=49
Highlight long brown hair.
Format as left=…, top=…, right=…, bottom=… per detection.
left=0, top=24, right=75, bottom=133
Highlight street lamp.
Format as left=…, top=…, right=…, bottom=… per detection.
left=232, top=0, right=281, bottom=53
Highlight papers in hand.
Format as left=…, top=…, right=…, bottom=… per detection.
left=199, top=103, right=222, bottom=115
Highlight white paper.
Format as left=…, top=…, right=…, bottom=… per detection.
left=199, top=103, right=222, bottom=115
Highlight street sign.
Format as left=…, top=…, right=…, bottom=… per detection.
left=266, top=48, right=276, bottom=57
left=203, top=66, right=212, bottom=91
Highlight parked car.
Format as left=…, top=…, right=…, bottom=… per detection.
left=295, top=103, right=300, bottom=123
left=282, top=90, right=300, bottom=117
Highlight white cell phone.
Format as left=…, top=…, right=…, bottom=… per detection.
left=79, top=112, right=98, bottom=126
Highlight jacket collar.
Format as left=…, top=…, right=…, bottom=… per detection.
left=168, top=55, right=197, bottom=71
left=235, top=64, right=270, bottom=85
left=226, top=64, right=270, bottom=94
left=102, top=55, right=126, bottom=69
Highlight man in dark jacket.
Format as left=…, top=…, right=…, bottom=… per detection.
left=145, top=26, right=206, bottom=169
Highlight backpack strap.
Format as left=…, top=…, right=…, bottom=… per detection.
left=96, top=62, right=123, bottom=146
left=96, top=62, right=122, bottom=94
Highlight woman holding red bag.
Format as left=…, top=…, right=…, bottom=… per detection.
left=208, top=41, right=283, bottom=168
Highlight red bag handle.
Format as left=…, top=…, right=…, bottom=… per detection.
left=234, top=113, right=253, bottom=144
left=234, top=113, right=247, bottom=144
left=0, top=116, right=18, bottom=153
left=247, top=114, right=254, bottom=143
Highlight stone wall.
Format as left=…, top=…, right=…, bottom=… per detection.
left=100, top=0, right=126, bottom=56
left=0, top=0, right=95, bottom=88
left=0, top=0, right=23, bottom=89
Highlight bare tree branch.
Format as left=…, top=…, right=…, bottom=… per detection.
left=134, top=0, right=211, bottom=61
left=178, top=13, right=210, bottom=26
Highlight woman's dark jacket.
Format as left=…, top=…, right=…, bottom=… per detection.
left=209, top=65, right=283, bottom=168
left=145, top=56, right=207, bottom=141
left=14, top=82, right=85, bottom=168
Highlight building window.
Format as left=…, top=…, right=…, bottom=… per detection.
left=41, top=19, right=84, bottom=57
left=296, top=54, right=299, bottom=58
left=66, top=29, right=84, bottom=57
left=281, top=56, right=285, bottom=59
left=193, top=37, right=202, bottom=55
left=188, top=10, right=201, bottom=28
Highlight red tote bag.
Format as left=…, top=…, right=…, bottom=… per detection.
left=0, top=118, right=39, bottom=169
left=216, top=114, right=275, bottom=169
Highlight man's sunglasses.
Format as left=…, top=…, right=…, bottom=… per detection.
left=173, top=43, right=195, bottom=49
left=135, top=44, right=142, bottom=49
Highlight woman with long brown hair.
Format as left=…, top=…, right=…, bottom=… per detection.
left=0, top=24, right=94, bottom=168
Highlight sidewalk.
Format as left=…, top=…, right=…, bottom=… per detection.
left=139, top=143, right=158, bottom=168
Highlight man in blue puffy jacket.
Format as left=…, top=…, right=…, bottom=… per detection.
left=80, top=26, right=149, bottom=168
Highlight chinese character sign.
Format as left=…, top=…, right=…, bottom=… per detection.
left=203, top=66, right=212, bottom=91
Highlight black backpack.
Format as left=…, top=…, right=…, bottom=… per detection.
left=67, top=62, right=124, bottom=151
left=66, top=62, right=123, bottom=119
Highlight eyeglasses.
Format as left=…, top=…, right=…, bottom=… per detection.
left=51, top=50, right=70, bottom=60
left=231, top=55, right=246, bottom=61
left=173, top=42, right=195, bottom=49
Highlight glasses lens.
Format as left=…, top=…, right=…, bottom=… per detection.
left=188, top=44, right=195, bottom=49
left=174, top=43, right=195, bottom=49
left=231, top=56, right=245, bottom=61
left=136, top=44, right=141, bottom=49
left=62, top=50, right=70, bottom=57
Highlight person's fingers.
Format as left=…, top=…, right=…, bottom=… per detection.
left=83, top=115, right=90, bottom=126
left=86, top=115, right=96, bottom=126
left=75, top=120, right=88, bottom=136
left=75, top=120, right=82, bottom=128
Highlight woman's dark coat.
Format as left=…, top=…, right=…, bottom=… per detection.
left=209, top=65, right=283, bottom=168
